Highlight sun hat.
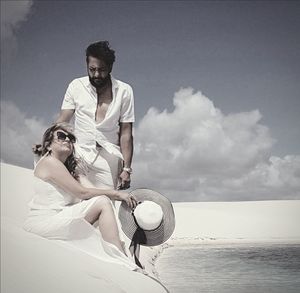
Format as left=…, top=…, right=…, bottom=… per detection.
left=118, top=189, right=175, bottom=268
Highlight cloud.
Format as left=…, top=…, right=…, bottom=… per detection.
left=0, top=100, right=47, bottom=168
left=1, top=1, right=33, bottom=62
left=132, top=88, right=300, bottom=201
left=1, top=0, right=33, bottom=40
left=1, top=89, right=299, bottom=201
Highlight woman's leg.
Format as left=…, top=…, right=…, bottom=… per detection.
left=84, top=196, right=126, bottom=255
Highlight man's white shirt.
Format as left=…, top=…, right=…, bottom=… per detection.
left=61, top=76, right=135, bottom=164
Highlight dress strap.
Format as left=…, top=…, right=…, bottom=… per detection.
left=34, top=150, right=50, bottom=170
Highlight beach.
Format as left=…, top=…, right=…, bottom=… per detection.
left=1, top=163, right=167, bottom=293
left=143, top=200, right=300, bottom=283
left=1, top=163, right=300, bottom=292
left=149, top=200, right=300, bottom=292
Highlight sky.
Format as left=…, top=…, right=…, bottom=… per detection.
left=1, top=0, right=300, bottom=201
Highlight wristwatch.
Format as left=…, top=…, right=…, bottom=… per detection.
left=123, top=167, right=133, bottom=174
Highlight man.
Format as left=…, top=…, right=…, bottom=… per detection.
left=56, top=41, right=134, bottom=190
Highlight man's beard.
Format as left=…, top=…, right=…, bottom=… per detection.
left=89, top=75, right=110, bottom=89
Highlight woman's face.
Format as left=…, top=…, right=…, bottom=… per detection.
left=50, top=129, right=75, bottom=156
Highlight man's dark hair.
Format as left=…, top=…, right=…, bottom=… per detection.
left=86, top=41, right=115, bottom=67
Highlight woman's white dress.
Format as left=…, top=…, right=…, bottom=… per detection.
left=23, top=157, right=137, bottom=270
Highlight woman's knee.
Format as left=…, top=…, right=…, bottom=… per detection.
left=94, top=195, right=112, bottom=209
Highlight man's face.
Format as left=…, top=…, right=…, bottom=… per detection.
left=87, top=56, right=111, bottom=88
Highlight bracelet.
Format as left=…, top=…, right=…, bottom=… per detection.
left=123, top=167, right=133, bottom=174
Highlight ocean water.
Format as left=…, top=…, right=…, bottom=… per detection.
left=156, top=243, right=300, bottom=293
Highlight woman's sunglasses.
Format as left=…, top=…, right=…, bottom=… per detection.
left=56, top=131, right=76, bottom=143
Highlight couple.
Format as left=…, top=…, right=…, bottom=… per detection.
left=24, top=41, right=140, bottom=270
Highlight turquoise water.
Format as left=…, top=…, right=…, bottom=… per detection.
left=156, top=243, right=300, bottom=293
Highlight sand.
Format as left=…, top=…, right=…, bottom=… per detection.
left=171, top=200, right=300, bottom=242
left=144, top=199, right=300, bottom=279
left=1, top=163, right=167, bottom=293
left=1, top=163, right=300, bottom=292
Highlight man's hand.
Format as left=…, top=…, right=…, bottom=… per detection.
left=118, top=170, right=131, bottom=190
left=32, top=144, right=42, bottom=156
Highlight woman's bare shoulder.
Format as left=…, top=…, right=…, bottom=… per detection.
left=34, top=156, right=63, bottom=180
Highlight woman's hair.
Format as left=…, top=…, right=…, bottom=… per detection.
left=41, top=122, right=79, bottom=180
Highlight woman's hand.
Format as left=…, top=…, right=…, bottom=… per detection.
left=117, top=192, right=138, bottom=210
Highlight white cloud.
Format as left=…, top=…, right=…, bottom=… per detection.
left=1, top=0, right=33, bottom=40
left=1, top=1, right=33, bottom=62
left=132, top=88, right=300, bottom=201
left=0, top=100, right=47, bottom=168
left=223, top=155, right=300, bottom=199
left=1, top=89, right=299, bottom=201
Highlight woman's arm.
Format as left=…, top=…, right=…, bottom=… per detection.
left=38, top=156, right=125, bottom=202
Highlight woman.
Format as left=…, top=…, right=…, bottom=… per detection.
left=24, top=122, right=138, bottom=269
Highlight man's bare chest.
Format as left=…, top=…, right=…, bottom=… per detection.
left=95, top=93, right=113, bottom=123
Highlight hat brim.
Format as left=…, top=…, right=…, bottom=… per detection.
left=118, top=189, right=175, bottom=246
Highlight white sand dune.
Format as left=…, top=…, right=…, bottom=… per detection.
left=1, top=163, right=167, bottom=293
left=2, top=163, right=300, bottom=293
left=171, top=200, right=300, bottom=243
left=143, top=199, right=300, bottom=278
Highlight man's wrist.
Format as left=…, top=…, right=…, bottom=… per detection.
left=123, top=167, right=133, bottom=174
